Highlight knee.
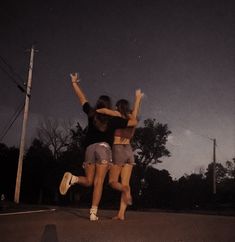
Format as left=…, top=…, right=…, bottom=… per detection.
left=85, top=179, right=93, bottom=187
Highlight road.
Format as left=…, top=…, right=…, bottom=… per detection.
left=1, top=207, right=235, bottom=242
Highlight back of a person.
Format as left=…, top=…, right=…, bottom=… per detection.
left=83, top=102, right=128, bottom=148
left=113, top=99, right=135, bottom=144
left=84, top=114, right=112, bottom=147
left=114, top=127, right=135, bottom=144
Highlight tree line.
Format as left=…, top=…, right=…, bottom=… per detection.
left=0, top=118, right=234, bottom=211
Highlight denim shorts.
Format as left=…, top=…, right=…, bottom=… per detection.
left=84, top=142, right=112, bottom=166
left=112, top=144, right=135, bottom=166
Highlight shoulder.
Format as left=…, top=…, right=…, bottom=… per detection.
left=83, top=102, right=94, bottom=114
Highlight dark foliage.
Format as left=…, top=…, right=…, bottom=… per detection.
left=0, top=143, right=19, bottom=201
left=1, top=118, right=234, bottom=213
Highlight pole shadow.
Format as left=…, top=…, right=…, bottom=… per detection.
left=41, top=224, right=59, bottom=242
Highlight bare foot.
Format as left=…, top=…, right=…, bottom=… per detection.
left=112, top=215, right=125, bottom=220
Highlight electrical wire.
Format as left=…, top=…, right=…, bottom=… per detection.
left=0, top=101, right=25, bottom=142
left=0, top=55, right=25, bottom=84
left=0, top=55, right=26, bottom=93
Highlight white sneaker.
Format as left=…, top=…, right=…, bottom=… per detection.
left=90, top=213, right=99, bottom=221
left=90, top=208, right=99, bottom=221
left=59, top=172, right=73, bottom=195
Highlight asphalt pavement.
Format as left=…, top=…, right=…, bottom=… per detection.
left=1, top=206, right=235, bottom=242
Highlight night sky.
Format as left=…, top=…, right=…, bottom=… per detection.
left=0, top=0, right=234, bottom=178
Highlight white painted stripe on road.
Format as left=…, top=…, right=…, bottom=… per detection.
left=0, top=208, right=56, bottom=216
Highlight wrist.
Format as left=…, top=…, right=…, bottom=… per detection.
left=72, top=79, right=80, bottom=83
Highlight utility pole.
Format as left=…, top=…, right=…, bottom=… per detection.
left=212, top=138, right=217, bottom=195
left=14, top=45, right=36, bottom=203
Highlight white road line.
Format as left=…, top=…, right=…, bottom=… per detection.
left=0, top=208, right=56, bottom=216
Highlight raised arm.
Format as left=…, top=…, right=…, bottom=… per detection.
left=127, top=115, right=138, bottom=127
left=70, top=73, right=88, bottom=105
left=96, top=108, right=121, bottom=117
left=126, top=89, right=143, bottom=129
left=131, top=89, right=144, bottom=119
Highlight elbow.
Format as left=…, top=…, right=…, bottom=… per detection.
left=133, top=119, right=138, bottom=126
left=128, top=118, right=137, bottom=127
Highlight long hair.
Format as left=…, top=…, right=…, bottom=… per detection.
left=93, top=95, right=112, bottom=132
left=116, top=99, right=130, bottom=119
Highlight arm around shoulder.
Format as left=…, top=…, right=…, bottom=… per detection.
left=96, top=108, right=121, bottom=117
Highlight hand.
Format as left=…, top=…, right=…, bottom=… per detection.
left=136, top=89, right=144, bottom=98
left=70, top=72, right=80, bottom=83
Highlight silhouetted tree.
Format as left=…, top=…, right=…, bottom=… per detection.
left=132, top=119, right=171, bottom=169
left=205, top=162, right=227, bottom=184
left=131, top=118, right=171, bottom=208
left=216, top=158, right=235, bottom=207
left=225, top=158, right=235, bottom=180
left=142, top=167, right=173, bottom=208
left=68, top=122, right=87, bottom=153
left=56, top=121, right=89, bottom=205
left=21, top=139, right=54, bottom=203
left=175, top=173, right=208, bottom=209
left=20, top=120, right=87, bottom=205
left=37, top=118, right=71, bottom=159
left=0, top=143, right=19, bottom=201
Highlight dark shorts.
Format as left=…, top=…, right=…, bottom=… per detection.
left=112, top=144, right=135, bottom=166
left=84, top=142, right=112, bottom=166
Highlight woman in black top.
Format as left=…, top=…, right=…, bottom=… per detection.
left=59, top=73, right=137, bottom=221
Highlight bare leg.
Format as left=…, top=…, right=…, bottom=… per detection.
left=116, top=164, right=133, bottom=220
left=92, top=163, right=109, bottom=207
left=76, top=163, right=95, bottom=187
left=109, top=164, right=132, bottom=205
left=88, top=162, right=108, bottom=221
left=109, top=165, right=122, bottom=190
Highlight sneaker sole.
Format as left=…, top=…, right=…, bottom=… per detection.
left=90, top=215, right=99, bottom=221
left=59, top=172, right=72, bottom=195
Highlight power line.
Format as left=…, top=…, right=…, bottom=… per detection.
left=152, top=108, right=212, bottom=142
left=0, top=55, right=26, bottom=93
left=0, top=55, right=25, bottom=83
left=0, top=101, right=25, bottom=142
